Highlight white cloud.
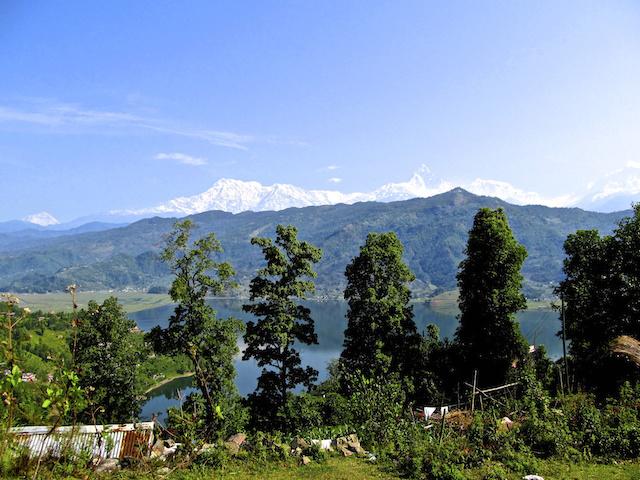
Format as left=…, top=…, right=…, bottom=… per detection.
left=328, top=177, right=342, bottom=183
left=0, top=99, right=299, bottom=150
left=155, top=152, right=207, bottom=166
left=327, top=165, right=339, bottom=171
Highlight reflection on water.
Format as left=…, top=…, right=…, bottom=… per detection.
left=134, top=299, right=560, bottom=422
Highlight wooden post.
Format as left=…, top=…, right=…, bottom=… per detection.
left=439, top=394, right=447, bottom=443
left=557, top=364, right=564, bottom=396
left=471, top=370, right=478, bottom=412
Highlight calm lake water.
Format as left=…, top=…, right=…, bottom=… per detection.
left=132, top=300, right=560, bottom=422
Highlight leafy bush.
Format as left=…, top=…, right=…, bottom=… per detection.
left=341, top=371, right=408, bottom=447
left=194, top=445, right=230, bottom=468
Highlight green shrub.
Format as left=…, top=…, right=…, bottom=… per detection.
left=305, top=443, right=329, bottom=463
left=341, top=371, right=408, bottom=448
left=193, top=445, right=230, bottom=468
left=481, top=462, right=509, bottom=480
left=247, top=432, right=290, bottom=463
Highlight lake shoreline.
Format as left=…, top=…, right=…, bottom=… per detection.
left=144, top=372, right=194, bottom=394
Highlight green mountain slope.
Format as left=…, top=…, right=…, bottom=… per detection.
left=0, top=189, right=629, bottom=296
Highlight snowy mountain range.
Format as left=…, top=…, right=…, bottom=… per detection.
left=116, top=172, right=455, bottom=216
left=12, top=165, right=640, bottom=230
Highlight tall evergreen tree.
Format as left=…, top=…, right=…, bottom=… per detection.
left=455, top=208, right=528, bottom=387
left=146, top=220, right=244, bottom=437
left=75, top=297, right=143, bottom=423
left=340, top=232, right=421, bottom=381
left=242, top=225, right=322, bottom=430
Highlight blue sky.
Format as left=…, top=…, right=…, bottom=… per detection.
left=1, top=1, right=640, bottom=221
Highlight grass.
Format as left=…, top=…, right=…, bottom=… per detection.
left=428, top=289, right=556, bottom=316
left=17, top=291, right=173, bottom=313
left=6, top=455, right=640, bottom=479
left=462, top=460, right=640, bottom=480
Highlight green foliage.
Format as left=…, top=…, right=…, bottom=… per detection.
left=242, top=225, right=322, bottom=431
left=341, top=232, right=422, bottom=383
left=455, top=208, right=528, bottom=387
left=560, top=205, right=640, bottom=395
left=341, top=371, right=408, bottom=448
left=193, top=445, right=231, bottom=468
left=147, top=220, right=244, bottom=439
left=74, top=297, right=143, bottom=423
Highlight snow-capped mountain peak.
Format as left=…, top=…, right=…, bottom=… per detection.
left=116, top=172, right=455, bottom=217
left=22, top=211, right=60, bottom=226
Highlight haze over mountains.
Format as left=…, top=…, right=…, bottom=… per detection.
left=0, top=188, right=630, bottom=297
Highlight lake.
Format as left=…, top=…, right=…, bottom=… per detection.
left=132, top=299, right=561, bottom=422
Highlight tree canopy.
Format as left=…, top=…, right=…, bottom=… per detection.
left=242, top=224, right=322, bottom=431
left=455, top=207, right=528, bottom=387
left=75, top=297, right=143, bottom=423
left=560, top=205, right=640, bottom=394
left=146, top=220, right=244, bottom=437
left=340, top=232, right=421, bottom=381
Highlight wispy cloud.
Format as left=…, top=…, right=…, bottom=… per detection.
left=328, top=177, right=342, bottom=184
left=327, top=165, right=339, bottom=171
left=0, top=99, right=300, bottom=150
left=155, top=152, right=207, bottom=166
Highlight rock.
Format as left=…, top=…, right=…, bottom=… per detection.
left=95, top=458, right=120, bottom=473
left=345, top=433, right=365, bottom=455
left=300, top=455, right=312, bottom=465
left=367, top=452, right=377, bottom=462
left=224, top=440, right=241, bottom=456
left=500, top=417, right=514, bottom=431
left=338, top=446, right=353, bottom=457
left=150, top=439, right=165, bottom=458
left=227, top=433, right=247, bottom=447
left=291, top=437, right=310, bottom=450
left=523, top=476, right=544, bottom=480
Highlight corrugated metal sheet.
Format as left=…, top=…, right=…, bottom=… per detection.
left=9, top=422, right=154, bottom=460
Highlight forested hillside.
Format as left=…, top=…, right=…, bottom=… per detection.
left=0, top=189, right=628, bottom=296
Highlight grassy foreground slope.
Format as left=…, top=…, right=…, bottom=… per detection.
left=15, top=457, right=640, bottom=480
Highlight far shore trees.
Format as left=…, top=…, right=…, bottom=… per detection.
left=455, top=208, right=528, bottom=387
left=146, top=220, right=244, bottom=438
left=242, top=224, right=322, bottom=431
left=340, top=232, right=422, bottom=385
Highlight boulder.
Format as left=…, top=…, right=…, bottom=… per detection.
left=338, top=446, right=353, bottom=457
left=291, top=437, right=310, bottom=450
left=522, top=476, right=544, bottom=480
left=500, top=417, right=514, bottom=431
left=224, top=441, right=240, bottom=456
left=336, top=434, right=365, bottom=455
left=345, top=433, right=365, bottom=455
left=95, top=458, right=120, bottom=473
left=300, top=455, right=312, bottom=466
left=227, top=433, right=247, bottom=447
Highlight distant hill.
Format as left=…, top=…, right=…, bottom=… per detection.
left=0, top=189, right=629, bottom=297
